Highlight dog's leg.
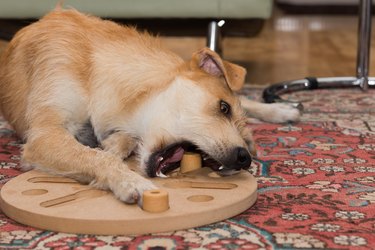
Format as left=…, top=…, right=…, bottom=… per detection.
left=23, top=116, right=155, bottom=204
left=239, top=96, right=301, bottom=123
left=101, top=132, right=138, bottom=160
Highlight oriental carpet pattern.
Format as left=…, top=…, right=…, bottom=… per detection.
left=0, top=87, right=374, bottom=249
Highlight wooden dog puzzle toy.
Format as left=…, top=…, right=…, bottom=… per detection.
left=0, top=167, right=257, bottom=235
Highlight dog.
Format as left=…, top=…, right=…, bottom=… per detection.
left=0, top=8, right=300, bottom=205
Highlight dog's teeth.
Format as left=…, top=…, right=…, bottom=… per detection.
left=158, top=156, right=164, bottom=162
left=218, top=166, right=224, bottom=171
left=156, top=171, right=168, bottom=178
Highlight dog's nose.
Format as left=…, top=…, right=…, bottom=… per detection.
left=235, top=147, right=252, bottom=170
left=221, top=147, right=252, bottom=171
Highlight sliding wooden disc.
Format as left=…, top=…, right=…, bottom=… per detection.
left=0, top=168, right=257, bottom=235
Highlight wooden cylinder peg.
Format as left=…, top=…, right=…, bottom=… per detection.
left=180, top=152, right=202, bottom=173
left=142, top=189, right=169, bottom=213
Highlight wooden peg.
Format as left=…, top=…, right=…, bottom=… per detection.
left=142, top=189, right=169, bottom=213
left=180, top=152, right=202, bottom=173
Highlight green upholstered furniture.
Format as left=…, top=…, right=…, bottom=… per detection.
left=0, top=0, right=273, bottom=52
left=0, top=0, right=272, bottom=19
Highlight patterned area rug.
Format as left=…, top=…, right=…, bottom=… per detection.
left=1, top=87, right=374, bottom=249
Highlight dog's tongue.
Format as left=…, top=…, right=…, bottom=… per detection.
left=156, top=146, right=185, bottom=178
left=166, top=147, right=184, bottom=163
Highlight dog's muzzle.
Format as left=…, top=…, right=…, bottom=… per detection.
left=146, top=141, right=252, bottom=177
left=213, top=147, right=251, bottom=176
left=223, top=147, right=252, bottom=171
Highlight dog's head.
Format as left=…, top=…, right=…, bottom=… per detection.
left=138, top=48, right=254, bottom=177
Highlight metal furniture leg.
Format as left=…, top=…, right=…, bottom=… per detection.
left=357, top=0, right=372, bottom=90
left=263, top=0, right=374, bottom=104
left=207, top=21, right=222, bottom=54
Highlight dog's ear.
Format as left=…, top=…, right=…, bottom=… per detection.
left=191, top=48, right=246, bottom=91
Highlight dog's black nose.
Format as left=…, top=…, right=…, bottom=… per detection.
left=223, top=147, right=252, bottom=171
left=235, top=147, right=252, bottom=170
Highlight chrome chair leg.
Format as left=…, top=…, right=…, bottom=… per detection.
left=207, top=21, right=222, bottom=54
left=262, top=77, right=375, bottom=104
left=357, top=0, right=372, bottom=90
left=263, top=0, right=373, bottom=104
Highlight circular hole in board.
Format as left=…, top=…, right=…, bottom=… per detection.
left=187, top=195, right=214, bottom=202
left=22, top=189, right=48, bottom=196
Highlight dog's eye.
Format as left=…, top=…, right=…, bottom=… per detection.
left=220, top=100, right=231, bottom=116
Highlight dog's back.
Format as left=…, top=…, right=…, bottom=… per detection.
left=0, top=10, right=95, bottom=135
left=0, top=9, right=183, bottom=138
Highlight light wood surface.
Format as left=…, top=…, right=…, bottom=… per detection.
left=0, top=168, right=257, bottom=235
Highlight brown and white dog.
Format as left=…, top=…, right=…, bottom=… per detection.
left=0, top=9, right=299, bottom=205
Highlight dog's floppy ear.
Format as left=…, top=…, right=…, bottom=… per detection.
left=190, top=47, right=246, bottom=91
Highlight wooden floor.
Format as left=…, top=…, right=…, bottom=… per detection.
left=163, top=10, right=375, bottom=85
left=1, top=9, right=374, bottom=85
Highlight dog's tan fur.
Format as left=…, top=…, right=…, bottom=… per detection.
left=0, top=9, right=299, bottom=204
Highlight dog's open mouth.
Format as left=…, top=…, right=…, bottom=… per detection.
left=146, top=141, right=223, bottom=177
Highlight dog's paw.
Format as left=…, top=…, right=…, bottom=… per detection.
left=266, top=102, right=302, bottom=123
left=101, top=132, right=138, bottom=159
left=109, top=173, right=157, bottom=206
left=20, top=161, right=35, bottom=171
left=240, top=126, right=257, bottom=157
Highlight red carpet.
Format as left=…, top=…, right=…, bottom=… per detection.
left=1, top=87, right=374, bottom=249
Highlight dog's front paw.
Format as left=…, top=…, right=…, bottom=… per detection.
left=109, top=173, right=157, bottom=206
left=267, top=102, right=302, bottom=123
left=101, top=132, right=138, bottom=159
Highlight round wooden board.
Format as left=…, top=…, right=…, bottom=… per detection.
left=0, top=168, right=257, bottom=235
